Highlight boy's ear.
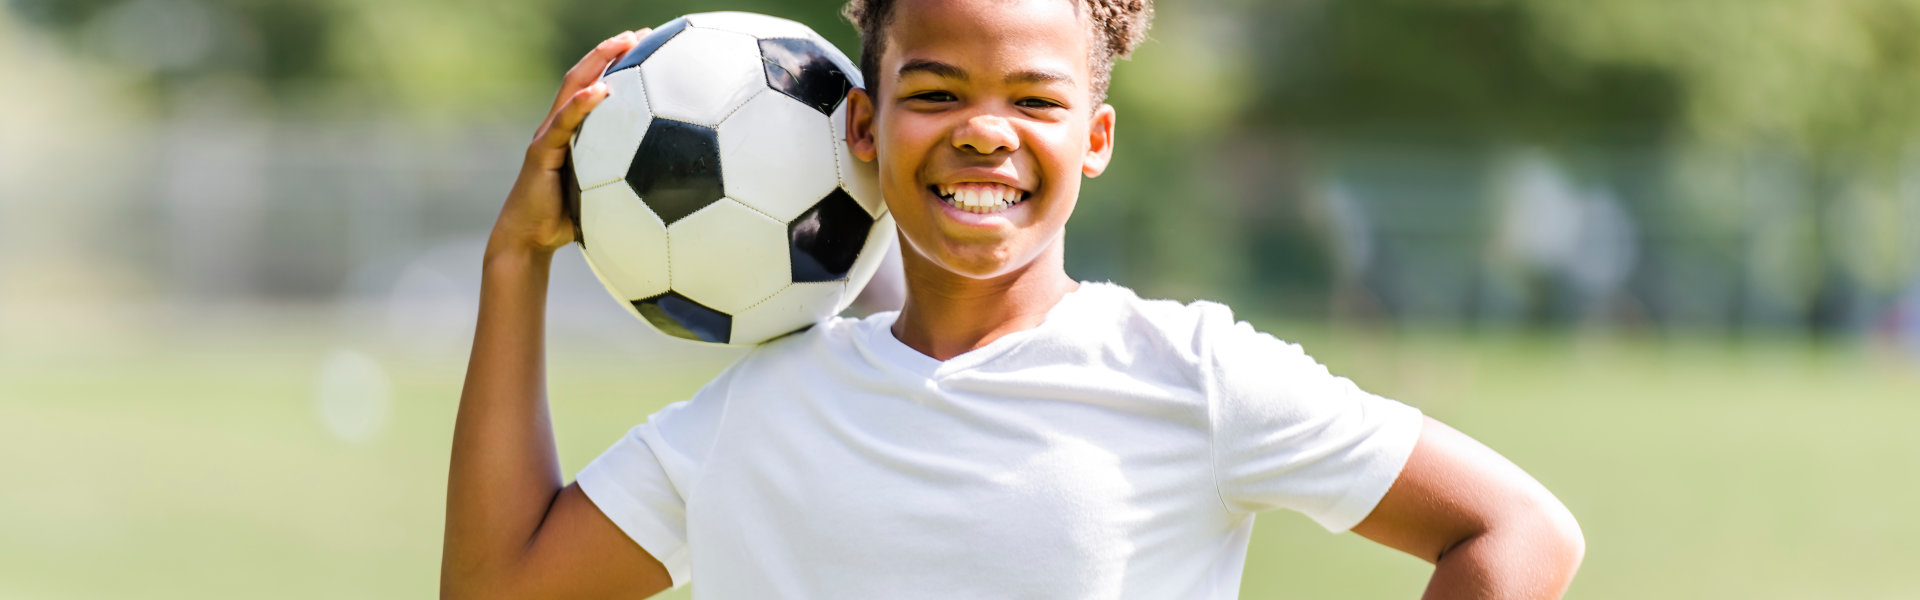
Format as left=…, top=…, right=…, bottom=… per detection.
left=1082, top=103, right=1116, bottom=178
left=847, top=87, right=878, bottom=163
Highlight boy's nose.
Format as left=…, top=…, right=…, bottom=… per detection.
left=952, top=114, right=1019, bottom=155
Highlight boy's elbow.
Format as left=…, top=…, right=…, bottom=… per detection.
left=1534, top=494, right=1585, bottom=576
left=1560, top=515, right=1587, bottom=574
left=1469, top=489, right=1583, bottom=579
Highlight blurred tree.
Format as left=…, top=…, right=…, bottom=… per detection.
left=1252, top=0, right=1681, bottom=145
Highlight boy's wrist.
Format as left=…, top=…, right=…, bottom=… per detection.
left=483, top=235, right=558, bottom=270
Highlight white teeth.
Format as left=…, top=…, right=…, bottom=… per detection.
left=937, top=182, right=1025, bottom=213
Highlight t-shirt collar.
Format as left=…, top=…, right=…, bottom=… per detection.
left=862, top=282, right=1101, bottom=379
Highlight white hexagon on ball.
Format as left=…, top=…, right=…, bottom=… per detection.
left=571, top=69, right=650, bottom=191
left=731, top=281, right=847, bottom=345
left=579, top=183, right=670, bottom=300
left=831, top=101, right=885, bottom=219
left=721, top=92, right=839, bottom=222
left=641, top=27, right=766, bottom=127
left=667, top=198, right=791, bottom=313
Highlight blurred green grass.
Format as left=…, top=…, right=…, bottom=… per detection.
left=3, top=323, right=1916, bottom=599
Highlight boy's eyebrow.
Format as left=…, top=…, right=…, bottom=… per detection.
left=899, top=59, right=969, bottom=81
left=897, top=59, right=1075, bottom=86
left=1007, top=69, right=1074, bottom=85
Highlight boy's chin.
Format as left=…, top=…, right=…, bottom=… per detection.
left=906, top=236, right=1056, bottom=281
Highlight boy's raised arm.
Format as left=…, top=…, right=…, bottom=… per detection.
left=440, top=30, right=673, bottom=600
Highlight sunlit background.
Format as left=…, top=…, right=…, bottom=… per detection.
left=3, top=0, right=1918, bottom=598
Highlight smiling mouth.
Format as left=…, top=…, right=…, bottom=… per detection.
left=931, top=182, right=1031, bottom=214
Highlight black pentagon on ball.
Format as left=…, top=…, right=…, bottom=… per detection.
left=759, top=37, right=854, bottom=115
left=604, top=17, right=688, bottom=76
left=633, top=291, right=732, bottom=343
left=627, top=119, right=723, bottom=226
left=788, top=188, right=873, bottom=282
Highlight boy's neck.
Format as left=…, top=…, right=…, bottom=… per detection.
left=889, top=242, right=1079, bottom=362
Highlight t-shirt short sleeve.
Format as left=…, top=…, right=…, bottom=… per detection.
left=1199, top=304, right=1425, bottom=533
left=576, top=366, right=738, bottom=589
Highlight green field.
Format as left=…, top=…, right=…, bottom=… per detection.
left=4, top=321, right=1917, bottom=599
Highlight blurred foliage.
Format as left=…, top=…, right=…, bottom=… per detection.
left=14, top=0, right=1920, bottom=166
left=6, top=0, right=1919, bottom=328
left=1, top=0, right=859, bottom=116
left=1248, top=0, right=1920, bottom=162
left=13, top=0, right=1918, bottom=156
left=1529, top=0, right=1920, bottom=161
left=1253, top=0, right=1681, bottom=145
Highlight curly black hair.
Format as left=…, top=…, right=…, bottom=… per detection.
left=841, top=0, right=1153, bottom=104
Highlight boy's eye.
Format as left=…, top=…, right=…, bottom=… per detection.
left=1017, top=98, right=1064, bottom=109
left=907, top=91, right=956, bottom=102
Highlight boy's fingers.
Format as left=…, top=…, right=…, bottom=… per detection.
left=550, top=30, right=647, bottom=116
left=562, top=31, right=638, bottom=91
left=530, top=81, right=611, bottom=170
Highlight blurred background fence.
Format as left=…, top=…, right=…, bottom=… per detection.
left=4, top=0, right=1920, bottom=598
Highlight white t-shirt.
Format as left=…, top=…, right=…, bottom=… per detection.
left=577, top=282, right=1424, bottom=598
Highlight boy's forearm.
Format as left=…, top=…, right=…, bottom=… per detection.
left=442, top=245, right=563, bottom=591
left=1420, top=520, right=1584, bottom=599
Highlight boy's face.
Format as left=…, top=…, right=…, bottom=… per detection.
left=848, top=0, right=1116, bottom=281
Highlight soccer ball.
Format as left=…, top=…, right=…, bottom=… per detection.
left=567, top=12, right=893, bottom=346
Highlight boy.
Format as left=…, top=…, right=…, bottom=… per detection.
left=442, top=0, right=1585, bottom=597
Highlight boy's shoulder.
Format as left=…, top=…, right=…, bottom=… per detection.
left=1070, top=281, right=1243, bottom=351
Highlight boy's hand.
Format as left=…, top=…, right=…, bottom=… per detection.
left=488, top=30, right=646, bottom=258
